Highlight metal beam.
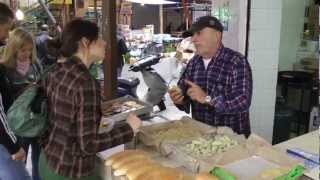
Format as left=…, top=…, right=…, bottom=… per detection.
left=102, top=0, right=118, bottom=100
left=38, top=0, right=62, bottom=32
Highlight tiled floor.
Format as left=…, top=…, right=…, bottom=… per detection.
left=26, top=57, right=189, bottom=176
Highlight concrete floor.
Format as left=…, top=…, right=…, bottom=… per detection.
left=26, top=57, right=189, bottom=176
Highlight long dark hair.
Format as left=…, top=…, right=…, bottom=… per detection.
left=0, top=2, right=14, bottom=25
left=46, top=18, right=99, bottom=58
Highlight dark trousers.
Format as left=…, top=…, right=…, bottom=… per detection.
left=19, top=136, right=41, bottom=180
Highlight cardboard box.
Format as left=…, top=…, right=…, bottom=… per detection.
left=161, top=131, right=300, bottom=174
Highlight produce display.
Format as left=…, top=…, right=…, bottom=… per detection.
left=138, top=118, right=215, bottom=148
left=105, top=150, right=192, bottom=180
left=102, top=100, right=144, bottom=116
left=181, top=136, right=238, bottom=157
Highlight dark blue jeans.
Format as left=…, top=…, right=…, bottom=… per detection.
left=19, top=137, right=41, bottom=180
left=0, top=145, right=31, bottom=180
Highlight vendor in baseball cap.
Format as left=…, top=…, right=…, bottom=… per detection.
left=189, top=15, right=224, bottom=34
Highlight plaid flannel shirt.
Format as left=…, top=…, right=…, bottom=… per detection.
left=177, top=45, right=252, bottom=137
left=41, top=56, right=133, bottom=178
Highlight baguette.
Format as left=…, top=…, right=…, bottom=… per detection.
left=111, top=153, right=149, bottom=170
left=113, top=158, right=154, bottom=176
left=126, top=163, right=161, bottom=180
left=136, top=166, right=183, bottom=180
left=105, top=150, right=146, bottom=166
left=196, top=173, right=219, bottom=180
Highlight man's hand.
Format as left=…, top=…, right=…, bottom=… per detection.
left=185, top=80, right=207, bottom=104
left=12, top=148, right=26, bottom=161
left=168, top=86, right=184, bottom=105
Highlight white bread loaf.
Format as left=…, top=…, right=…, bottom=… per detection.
left=126, top=163, right=161, bottom=180
left=136, top=166, right=183, bottom=180
left=105, top=150, right=146, bottom=166
left=111, top=153, right=149, bottom=169
left=196, top=173, right=219, bottom=180
left=113, top=158, right=154, bottom=176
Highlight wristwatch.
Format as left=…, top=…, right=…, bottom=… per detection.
left=204, top=95, right=212, bottom=104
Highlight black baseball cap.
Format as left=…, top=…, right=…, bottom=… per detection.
left=190, top=16, right=224, bottom=34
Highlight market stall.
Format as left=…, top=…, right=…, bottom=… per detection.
left=96, top=108, right=317, bottom=180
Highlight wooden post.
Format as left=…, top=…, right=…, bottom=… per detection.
left=102, top=0, right=118, bottom=100
left=94, top=0, right=98, bottom=22
left=74, top=0, right=77, bottom=17
left=182, top=0, right=192, bottom=29
left=159, top=4, right=163, bottom=34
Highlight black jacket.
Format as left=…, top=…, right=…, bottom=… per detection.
left=0, top=64, right=13, bottom=112
left=0, top=104, right=20, bottom=154
left=117, top=38, right=129, bottom=68
left=0, top=46, right=20, bottom=154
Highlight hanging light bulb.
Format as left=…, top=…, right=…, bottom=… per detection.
left=16, top=9, right=24, bottom=21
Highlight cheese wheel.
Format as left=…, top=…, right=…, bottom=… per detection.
left=113, top=158, right=154, bottom=176
left=111, top=153, right=149, bottom=170
left=105, top=150, right=146, bottom=166
left=126, top=163, right=161, bottom=180
left=196, top=173, right=219, bottom=180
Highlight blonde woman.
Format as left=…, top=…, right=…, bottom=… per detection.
left=1, top=27, right=42, bottom=180
left=2, top=28, right=41, bottom=94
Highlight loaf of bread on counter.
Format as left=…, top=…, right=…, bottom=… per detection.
left=196, top=173, right=219, bottom=180
left=105, top=150, right=147, bottom=166
left=113, top=158, right=155, bottom=176
left=136, top=166, right=183, bottom=180
left=111, top=153, right=149, bottom=169
left=106, top=149, right=193, bottom=180
left=127, top=163, right=162, bottom=180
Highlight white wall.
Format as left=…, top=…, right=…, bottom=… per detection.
left=211, top=0, right=248, bottom=55
left=278, top=0, right=314, bottom=71
left=248, top=0, right=283, bottom=142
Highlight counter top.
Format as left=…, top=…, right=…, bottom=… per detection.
left=97, top=116, right=319, bottom=180
left=274, top=130, right=319, bottom=154
left=274, top=130, right=319, bottom=180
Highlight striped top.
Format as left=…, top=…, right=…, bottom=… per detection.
left=0, top=93, right=19, bottom=154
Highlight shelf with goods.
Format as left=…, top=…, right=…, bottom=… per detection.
left=48, top=3, right=74, bottom=28
left=294, top=4, right=319, bottom=73
left=304, top=4, right=319, bottom=41
left=117, top=1, right=132, bottom=26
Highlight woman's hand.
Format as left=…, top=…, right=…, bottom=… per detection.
left=12, top=148, right=26, bottom=161
left=126, top=113, right=142, bottom=134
